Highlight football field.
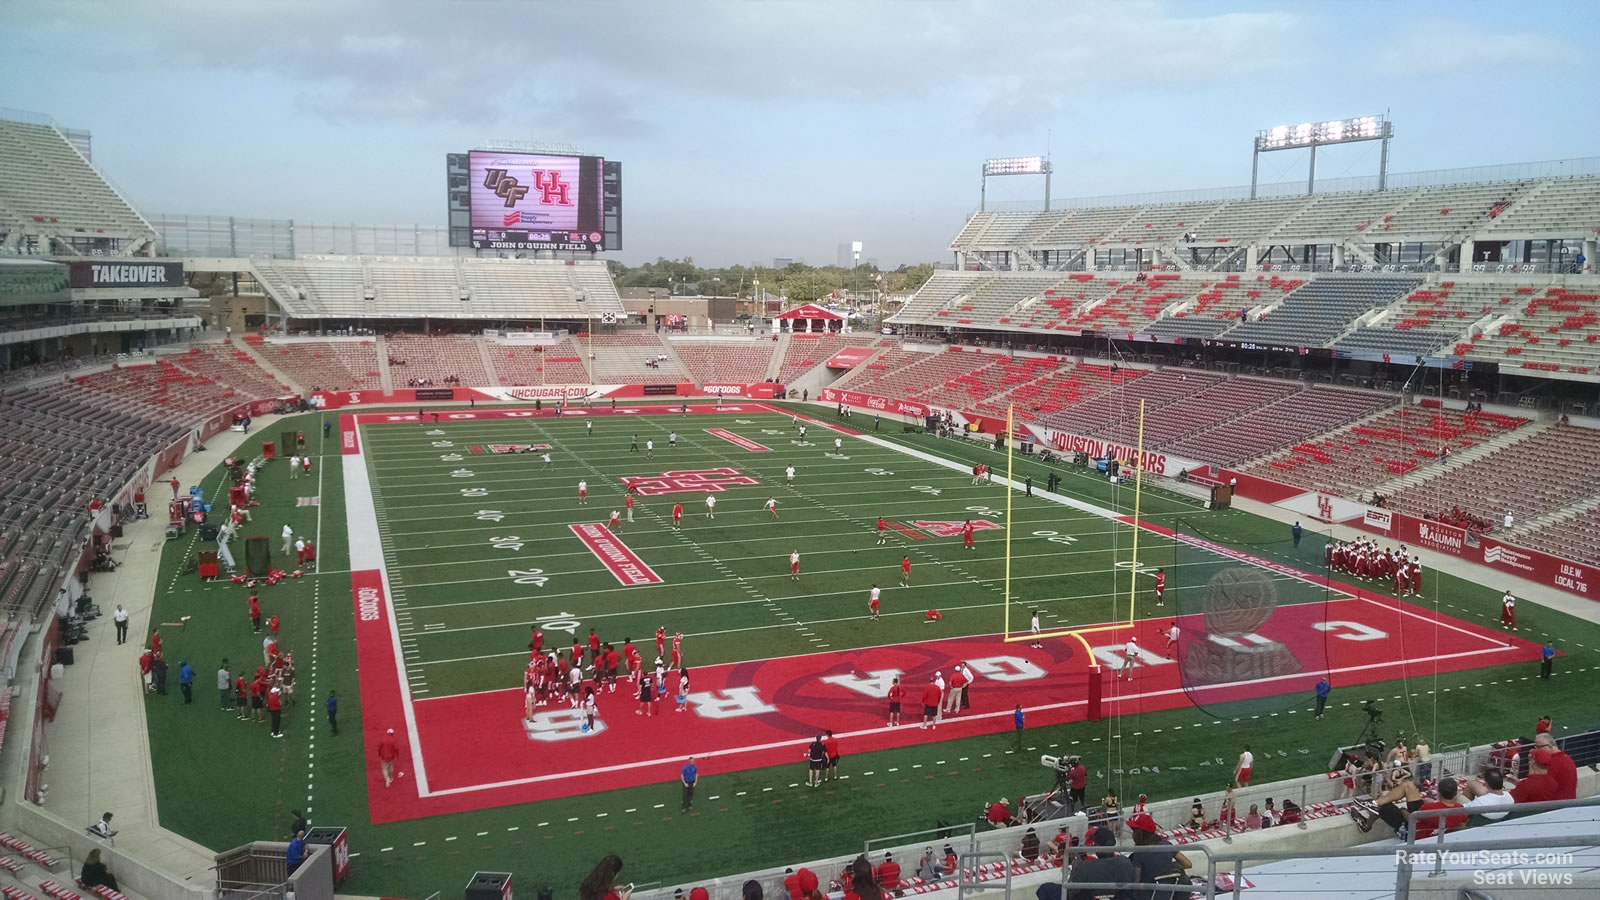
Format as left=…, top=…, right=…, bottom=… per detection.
left=340, top=403, right=1542, bottom=822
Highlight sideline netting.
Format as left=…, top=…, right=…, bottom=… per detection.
left=1170, top=517, right=1333, bottom=720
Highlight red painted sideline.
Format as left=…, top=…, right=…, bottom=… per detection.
left=365, top=597, right=1541, bottom=823
left=351, top=570, right=419, bottom=801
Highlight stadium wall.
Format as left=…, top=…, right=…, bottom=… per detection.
left=309, top=382, right=785, bottom=409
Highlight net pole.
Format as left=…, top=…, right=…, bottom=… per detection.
left=1127, top=399, right=1146, bottom=626
left=1004, top=404, right=1015, bottom=638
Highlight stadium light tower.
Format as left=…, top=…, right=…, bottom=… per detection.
left=982, top=156, right=1053, bottom=212
left=1251, top=115, right=1392, bottom=199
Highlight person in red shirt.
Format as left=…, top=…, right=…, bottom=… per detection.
left=886, top=676, right=904, bottom=727
left=603, top=645, right=621, bottom=692
left=234, top=675, right=249, bottom=720
left=876, top=516, right=887, bottom=545
left=607, top=509, right=620, bottom=530
left=1511, top=749, right=1562, bottom=804
left=625, top=493, right=635, bottom=523
left=266, top=685, right=284, bottom=738
left=530, top=626, right=544, bottom=656
left=587, top=629, right=602, bottom=663
left=656, top=627, right=667, bottom=659
left=823, top=730, right=841, bottom=781
left=1154, top=569, right=1165, bottom=606
left=377, top=728, right=400, bottom=787
left=138, top=649, right=154, bottom=691
left=624, top=639, right=641, bottom=682
left=874, top=853, right=901, bottom=890
left=1534, top=734, right=1578, bottom=800
left=170, top=476, right=180, bottom=499
left=920, top=678, right=942, bottom=729
left=151, top=629, right=163, bottom=655
left=1414, top=778, right=1469, bottom=840
left=249, top=595, right=262, bottom=633
left=900, top=555, right=912, bottom=587
left=672, top=502, right=683, bottom=529
left=962, top=520, right=975, bottom=550
left=1535, top=714, right=1552, bottom=734
left=269, top=614, right=280, bottom=636
left=985, top=798, right=1013, bottom=827
left=250, top=676, right=266, bottom=723
left=671, top=632, right=683, bottom=668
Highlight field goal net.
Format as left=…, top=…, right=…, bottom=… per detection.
left=1169, top=518, right=1332, bottom=720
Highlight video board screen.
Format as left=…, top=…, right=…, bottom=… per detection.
left=465, top=151, right=604, bottom=251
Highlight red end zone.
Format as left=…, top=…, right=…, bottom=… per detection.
left=361, top=589, right=1543, bottom=823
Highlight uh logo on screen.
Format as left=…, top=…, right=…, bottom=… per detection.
left=483, top=168, right=574, bottom=208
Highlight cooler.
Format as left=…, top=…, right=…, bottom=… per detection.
left=262, top=441, right=276, bottom=460
left=197, top=551, right=219, bottom=580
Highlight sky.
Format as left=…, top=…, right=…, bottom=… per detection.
left=2, top=0, right=1595, bottom=268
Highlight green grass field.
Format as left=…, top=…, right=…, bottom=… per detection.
left=141, top=400, right=1600, bottom=899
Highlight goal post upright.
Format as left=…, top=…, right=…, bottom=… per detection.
left=1003, top=403, right=1015, bottom=640
left=1126, top=399, right=1146, bottom=627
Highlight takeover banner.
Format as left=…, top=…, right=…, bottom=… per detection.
left=818, top=387, right=930, bottom=419
left=1352, top=510, right=1592, bottom=600
left=1026, top=425, right=1202, bottom=478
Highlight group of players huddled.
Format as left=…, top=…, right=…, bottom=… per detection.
left=523, top=625, right=688, bottom=731
left=1325, top=538, right=1423, bottom=596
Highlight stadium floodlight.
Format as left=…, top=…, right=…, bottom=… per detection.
left=980, top=155, right=1054, bottom=211
left=1250, top=114, right=1392, bottom=197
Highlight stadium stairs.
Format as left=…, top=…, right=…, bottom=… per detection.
left=763, top=333, right=789, bottom=383
left=231, top=338, right=306, bottom=394
left=374, top=335, right=394, bottom=392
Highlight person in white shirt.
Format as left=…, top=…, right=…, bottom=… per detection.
left=1503, top=512, right=1514, bottom=530
left=1030, top=611, right=1042, bottom=649
left=834, top=437, right=843, bottom=451
left=113, top=604, right=129, bottom=644
left=869, top=585, right=881, bottom=621
left=586, top=420, right=593, bottom=437
left=1235, top=746, right=1256, bottom=787
left=281, top=524, right=294, bottom=554
left=705, top=494, right=717, bottom=518
left=1465, top=769, right=1514, bottom=820
left=669, top=432, right=677, bottom=448
left=766, top=498, right=779, bottom=519
left=542, top=452, right=552, bottom=470
left=1120, top=637, right=1140, bottom=680
left=790, top=550, right=801, bottom=581
left=1166, top=621, right=1180, bottom=657
left=934, top=670, right=947, bottom=720
left=577, top=480, right=588, bottom=505
left=646, top=439, right=655, bottom=458
left=786, top=465, right=795, bottom=484
left=289, top=455, right=300, bottom=479
left=294, top=538, right=306, bottom=567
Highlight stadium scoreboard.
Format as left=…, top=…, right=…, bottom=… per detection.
left=447, top=150, right=622, bottom=251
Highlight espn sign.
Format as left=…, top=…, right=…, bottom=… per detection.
left=69, top=261, right=184, bottom=289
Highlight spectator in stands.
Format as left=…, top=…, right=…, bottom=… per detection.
left=1533, top=734, right=1577, bottom=800
left=1187, top=799, right=1206, bottom=829
left=1261, top=799, right=1276, bottom=827
left=1414, top=777, right=1468, bottom=840
left=1064, top=828, right=1136, bottom=900
left=1019, top=827, right=1041, bottom=861
left=1356, top=767, right=1423, bottom=839
left=987, top=797, right=1017, bottom=828
left=742, top=881, right=762, bottom=900
left=915, top=848, right=940, bottom=880
left=1244, top=804, right=1261, bottom=829
left=784, top=867, right=820, bottom=900
left=88, top=812, right=117, bottom=839
left=578, top=854, right=631, bottom=900
left=850, top=855, right=884, bottom=900
left=1464, top=769, right=1513, bottom=820
left=1128, top=812, right=1189, bottom=898
left=874, top=852, right=901, bottom=890
left=1511, top=749, right=1562, bottom=804
left=79, top=849, right=118, bottom=892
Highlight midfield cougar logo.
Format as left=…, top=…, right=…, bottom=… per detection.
left=624, top=468, right=760, bottom=497
left=482, top=168, right=529, bottom=207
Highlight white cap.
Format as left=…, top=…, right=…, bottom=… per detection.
left=386, top=728, right=394, bottom=734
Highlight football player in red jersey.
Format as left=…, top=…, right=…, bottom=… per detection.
left=886, top=676, right=905, bottom=726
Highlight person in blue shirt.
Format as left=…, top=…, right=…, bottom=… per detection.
left=1013, top=705, right=1025, bottom=750
left=284, top=831, right=307, bottom=874
left=326, top=690, right=339, bottom=735
left=681, top=757, right=698, bottom=811
left=1541, top=643, right=1555, bottom=680
left=323, top=420, right=332, bottom=439
left=178, top=660, right=195, bottom=704
left=1291, top=521, right=1303, bottom=549
left=1314, top=678, right=1331, bottom=719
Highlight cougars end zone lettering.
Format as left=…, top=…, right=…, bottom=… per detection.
left=819, top=387, right=930, bottom=418
left=624, top=468, right=760, bottom=497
